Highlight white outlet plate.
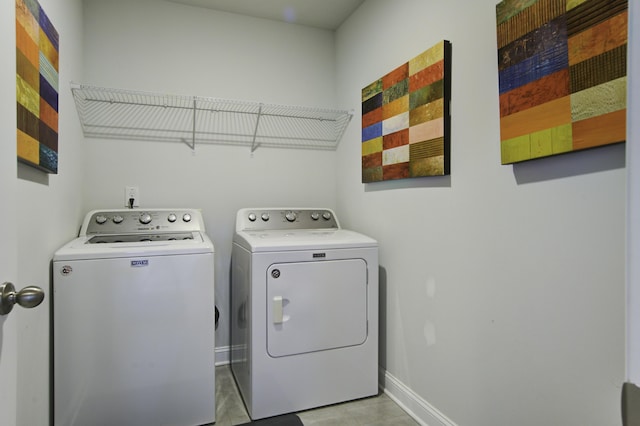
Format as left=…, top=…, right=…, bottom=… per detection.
left=125, top=186, right=140, bottom=207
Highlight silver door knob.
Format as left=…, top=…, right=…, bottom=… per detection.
left=0, top=282, right=45, bottom=315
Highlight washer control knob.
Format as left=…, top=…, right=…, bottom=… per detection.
left=139, top=213, right=152, bottom=224
left=311, top=212, right=320, bottom=221
left=112, top=215, right=124, bottom=224
left=182, top=213, right=192, bottom=222
left=95, top=215, right=107, bottom=224
left=285, top=211, right=297, bottom=222
left=322, top=211, right=332, bottom=220
left=248, top=213, right=257, bottom=222
left=261, top=213, right=270, bottom=221
left=167, top=213, right=177, bottom=223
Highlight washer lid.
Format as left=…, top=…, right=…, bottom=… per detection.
left=233, top=229, right=377, bottom=252
left=53, top=232, right=214, bottom=261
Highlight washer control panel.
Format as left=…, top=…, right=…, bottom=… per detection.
left=83, top=209, right=204, bottom=235
left=237, top=208, right=339, bottom=231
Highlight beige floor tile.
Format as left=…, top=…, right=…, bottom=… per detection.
left=216, top=365, right=418, bottom=425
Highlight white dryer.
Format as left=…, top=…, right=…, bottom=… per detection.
left=231, top=208, right=378, bottom=420
left=53, top=209, right=215, bottom=426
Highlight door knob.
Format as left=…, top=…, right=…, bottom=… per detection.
left=0, top=282, right=45, bottom=315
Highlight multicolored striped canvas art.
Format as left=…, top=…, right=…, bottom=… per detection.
left=16, top=0, right=59, bottom=174
left=361, top=41, right=451, bottom=182
left=497, top=0, right=627, bottom=164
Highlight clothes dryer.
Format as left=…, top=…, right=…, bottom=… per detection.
left=53, top=209, right=215, bottom=426
left=231, top=208, right=378, bottom=420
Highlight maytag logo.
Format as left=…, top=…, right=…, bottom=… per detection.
left=131, top=259, right=149, bottom=267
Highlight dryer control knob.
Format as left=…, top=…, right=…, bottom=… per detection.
left=167, top=213, right=177, bottom=222
left=112, top=215, right=124, bottom=224
left=139, top=213, right=152, bottom=224
left=285, top=211, right=297, bottom=222
left=95, top=215, right=107, bottom=224
left=182, top=213, right=192, bottom=222
left=248, top=213, right=257, bottom=222
left=261, top=213, right=270, bottom=221
left=311, top=212, right=320, bottom=220
left=322, top=212, right=332, bottom=220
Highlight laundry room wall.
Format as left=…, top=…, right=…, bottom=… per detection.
left=80, top=0, right=340, bottom=359
left=627, top=1, right=640, bottom=411
left=335, top=1, right=627, bottom=426
left=10, top=0, right=86, bottom=424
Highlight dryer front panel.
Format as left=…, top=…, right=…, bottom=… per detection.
left=266, top=259, right=368, bottom=358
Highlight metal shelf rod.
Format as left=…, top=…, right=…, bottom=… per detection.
left=80, top=98, right=343, bottom=122
left=251, top=104, right=263, bottom=153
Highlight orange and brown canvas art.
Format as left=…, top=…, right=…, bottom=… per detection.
left=497, top=0, right=627, bottom=164
left=16, top=0, right=59, bottom=173
left=361, top=41, right=451, bottom=182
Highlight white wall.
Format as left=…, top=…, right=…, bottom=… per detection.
left=627, top=0, right=639, bottom=385
left=12, top=0, right=86, bottom=425
left=81, top=0, right=341, bottom=355
left=336, top=1, right=626, bottom=425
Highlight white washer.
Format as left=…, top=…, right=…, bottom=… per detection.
left=53, top=209, right=215, bottom=426
left=231, top=208, right=378, bottom=420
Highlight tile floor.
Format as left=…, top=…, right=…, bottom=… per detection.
left=214, top=365, right=418, bottom=426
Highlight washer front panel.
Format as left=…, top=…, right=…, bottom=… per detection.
left=53, top=252, right=215, bottom=426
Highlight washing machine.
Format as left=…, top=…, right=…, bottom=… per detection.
left=231, top=207, right=378, bottom=420
left=53, top=208, right=215, bottom=426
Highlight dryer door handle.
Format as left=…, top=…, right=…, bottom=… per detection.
left=273, top=296, right=283, bottom=324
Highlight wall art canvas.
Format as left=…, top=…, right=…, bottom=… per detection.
left=497, top=0, right=627, bottom=164
left=361, top=40, right=451, bottom=182
left=16, top=0, right=59, bottom=173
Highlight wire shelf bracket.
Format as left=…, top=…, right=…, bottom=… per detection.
left=70, top=83, right=354, bottom=152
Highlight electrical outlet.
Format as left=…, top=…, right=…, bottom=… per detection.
left=125, top=186, right=140, bottom=208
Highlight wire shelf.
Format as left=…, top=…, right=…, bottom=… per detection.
left=71, top=83, right=353, bottom=151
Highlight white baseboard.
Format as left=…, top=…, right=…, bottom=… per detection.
left=380, top=368, right=458, bottom=426
left=215, top=344, right=245, bottom=366
left=215, top=345, right=231, bottom=366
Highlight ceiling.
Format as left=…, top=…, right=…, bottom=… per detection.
left=165, top=0, right=366, bottom=30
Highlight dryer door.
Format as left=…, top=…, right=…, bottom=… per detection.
left=266, top=259, right=368, bottom=357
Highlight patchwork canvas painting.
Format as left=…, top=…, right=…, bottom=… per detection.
left=361, top=40, right=451, bottom=182
left=16, top=0, right=59, bottom=173
left=497, top=0, right=627, bottom=164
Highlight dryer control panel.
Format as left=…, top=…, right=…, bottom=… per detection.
left=236, top=208, right=339, bottom=231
